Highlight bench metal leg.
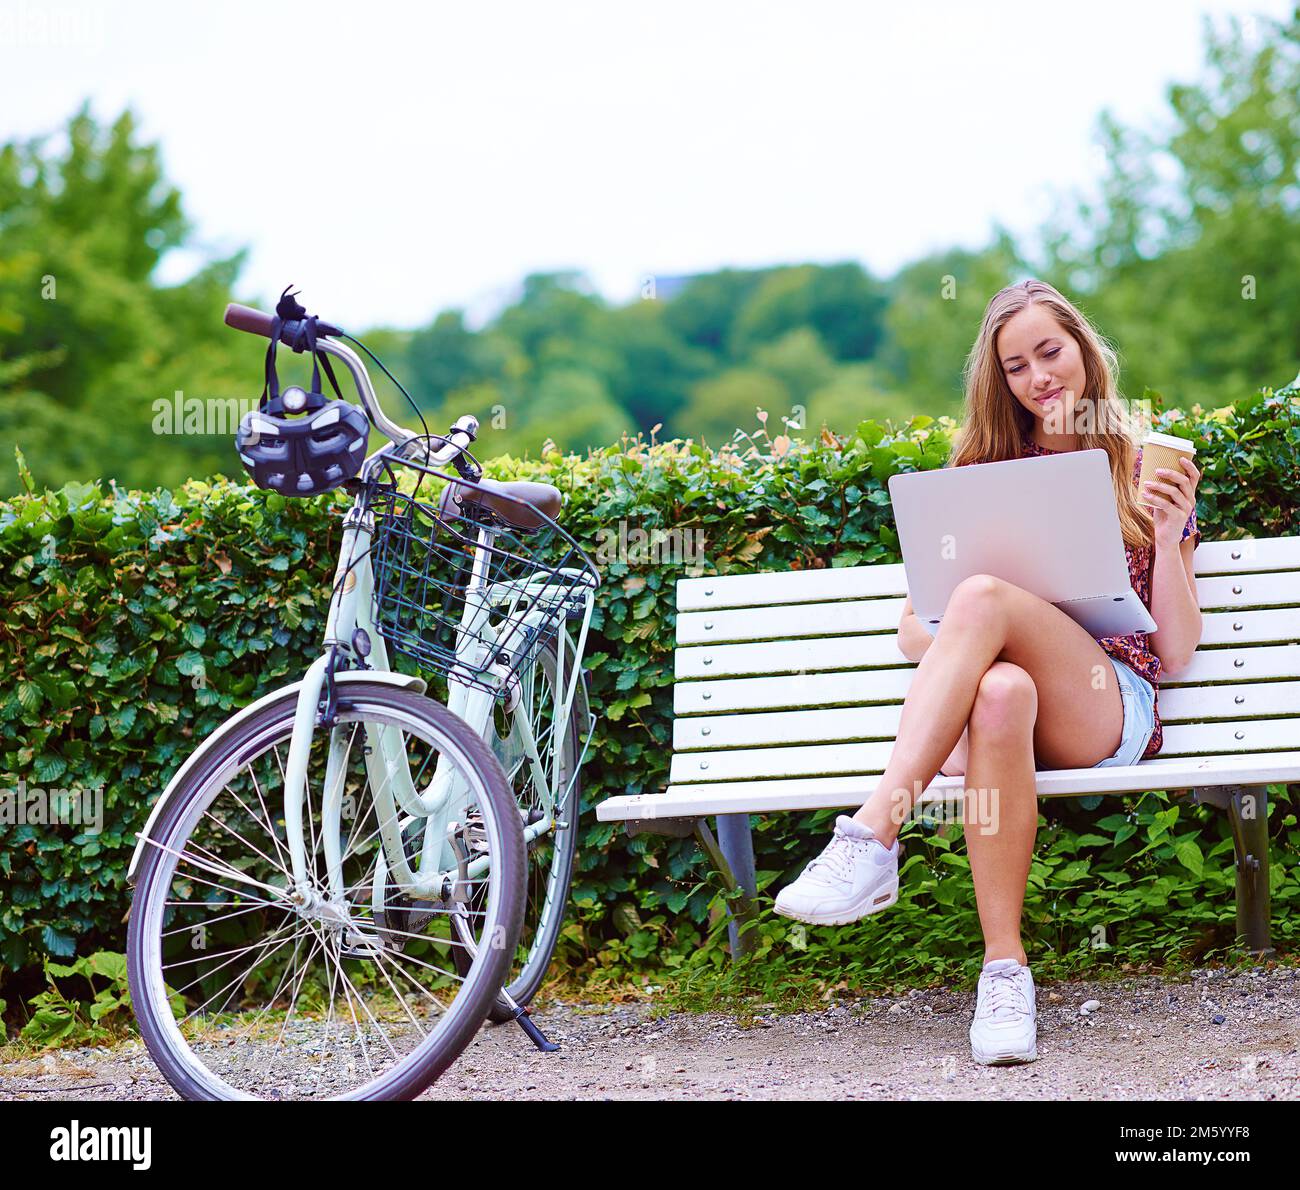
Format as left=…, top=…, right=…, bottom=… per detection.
left=694, top=817, right=759, bottom=958
left=717, top=814, right=758, bottom=957
left=1193, top=783, right=1274, bottom=957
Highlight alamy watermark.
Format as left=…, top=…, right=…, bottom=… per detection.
left=595, top=519, right=706, bottom=573
left=1042, top=393, right=1157, bottom=439
left=1, top=779, right=104, bottom=834
left=152, top=391, right=260, bottom=438
left=890, top=780, right=1001, bottom=836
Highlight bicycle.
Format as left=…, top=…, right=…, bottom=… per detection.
left=125, top=298, right=599, bottom=1100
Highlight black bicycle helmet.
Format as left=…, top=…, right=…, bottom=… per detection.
left=236, top=289, right=371, bottom=496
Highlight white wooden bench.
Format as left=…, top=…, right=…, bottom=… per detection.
left=597, top=536, right=1300, bottom=956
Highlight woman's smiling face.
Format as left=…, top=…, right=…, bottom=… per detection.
left=997, top=303, right=1088, bottom=434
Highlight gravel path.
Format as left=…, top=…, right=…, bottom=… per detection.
left=3, top=964, right=1297, bottom=1100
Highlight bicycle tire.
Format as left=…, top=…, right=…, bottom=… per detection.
left=127, top=683, right=525, bottom=1100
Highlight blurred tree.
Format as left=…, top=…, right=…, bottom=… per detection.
left=873, top=234, right=1025, bottom=412
left=494, top=271, right=604, bottom=360
left=752, top=327, right=837, bottom=404
left=661, top=267, right=772, bottom=356
left=599, top=299, right=715, bottom=430
left=1038, top=8, right=1300, bottom=408
left=729, top=262, right=888, bottom=360
left=416, top=368, right=633, bottom=459
left=802, top=361, right=930, bottom=437
left=404, top=310, right=509, bottom=407
left=10, top=9, right=1297, bottom=497
left=0, top=105, right=249, bottom=494
left=672, top=367, right=790, bottom=445
left=527, top=368, right=635, bottom=452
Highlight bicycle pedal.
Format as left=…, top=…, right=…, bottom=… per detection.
left=451, top=813, right=489, bottom=853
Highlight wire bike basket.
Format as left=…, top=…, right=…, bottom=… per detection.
left=367, top=450, right=600, bottom=698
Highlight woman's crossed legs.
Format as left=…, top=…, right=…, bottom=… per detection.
left=854, top=573, right=1127, bottom=964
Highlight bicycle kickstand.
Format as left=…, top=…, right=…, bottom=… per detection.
left=499, top=988, right=559, bottom=1053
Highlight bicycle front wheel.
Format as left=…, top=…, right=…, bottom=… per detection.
left=127, top=682, right=525, bottom=1100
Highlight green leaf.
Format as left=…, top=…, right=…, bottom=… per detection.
left=106, top=705, right=138, bottom=739
left=1174, top=839, right=1203, bottom=877
left=41, top=926, right=76, bottom=957
left=33, top=753, right=67, bottom=783
left=16, top=680, right=43, bottom=714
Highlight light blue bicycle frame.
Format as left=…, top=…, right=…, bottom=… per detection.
left=272, top=339, right=596, bottom=925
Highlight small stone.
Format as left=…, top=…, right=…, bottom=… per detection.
left=1212, top=1014, right=1226, bottom=1025
left=1080, top=999, right=1101, bottom=1015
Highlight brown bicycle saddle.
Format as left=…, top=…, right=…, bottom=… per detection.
left=437, top=477, right=562, bottom=532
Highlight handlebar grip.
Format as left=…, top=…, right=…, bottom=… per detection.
left=224, top=302, right=345, bottom=348
left=224, top=303, right=278, bottom=338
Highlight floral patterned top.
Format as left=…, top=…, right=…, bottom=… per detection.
left=1019, top=433, right=1202, bottom=759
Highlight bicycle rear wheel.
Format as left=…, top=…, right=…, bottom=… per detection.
left=127, top=683, right=524, bottom=1100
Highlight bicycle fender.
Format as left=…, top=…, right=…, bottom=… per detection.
left=126, top=670, right=426, bottom=885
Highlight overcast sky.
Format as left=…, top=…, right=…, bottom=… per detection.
left=1, top=0, right=1291, bottom=328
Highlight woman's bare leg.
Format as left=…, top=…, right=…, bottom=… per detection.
left=853, top=573, right=1125, bottom=846
left=960, top=663, right=1039, bottom=965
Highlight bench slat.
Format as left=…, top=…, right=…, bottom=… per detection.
left=676, top=635, right=907, bottom=679
left=674, top=537, right=1300, bottom=612
left=669, top=717, right=1300, bottom=783
left=1199, top=607, right=1300, bottom=646
left=674, top=705, right=901, bottom=750
left=675, top=635, right=1300, bottom=683
left=1176, top=643, right=1300, bottom=682
left=596, top=750, right=1300, bottom=821
left=674, top=669, right=915, bottom=715
left=676, top=598, right=904, bottom=645
left=1160, top=679, right=1300, bottom=719
left=675, top=667, right=1300, bottom=717
left=1162, top=719, right=1300, bottom=752
left=671, top=680, right=1300, bottom=749
left=1194, top=572, right=1300, bottom=610
left=676, top=601, right=1300, bottom=647
left=1191, top=536, right=1300, bottom=574
left=677, top=564, right=906, bottom=611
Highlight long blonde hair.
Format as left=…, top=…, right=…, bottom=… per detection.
left=950, top=278, right=1153, bottom=551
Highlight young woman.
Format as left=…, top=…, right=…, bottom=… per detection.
left=774, top=278, right=1203, bottom=1065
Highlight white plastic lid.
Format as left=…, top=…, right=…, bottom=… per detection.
left=1143, top=430, right=1196, bottom=454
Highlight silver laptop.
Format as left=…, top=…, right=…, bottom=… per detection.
left=887, top=448, right=1157, bottom=640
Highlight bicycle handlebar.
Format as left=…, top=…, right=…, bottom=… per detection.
left=224, top=302, right=478, bottom=468
left=224, top=303, right=345, bottom=347
left=224, top=302, right=276, bottom=338
left=224, top=301, right=412, bottom=445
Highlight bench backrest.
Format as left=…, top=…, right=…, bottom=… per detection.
left=668, top=537, right=1300, bottom=787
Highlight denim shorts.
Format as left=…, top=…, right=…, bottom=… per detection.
left=1093, top=655, right=1157, bottom=767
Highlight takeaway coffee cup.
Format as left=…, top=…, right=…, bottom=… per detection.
left=1138, top=431, right=1196, bottom=510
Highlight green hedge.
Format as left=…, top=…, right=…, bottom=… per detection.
left=2, top=381, right=1299, bottom=1001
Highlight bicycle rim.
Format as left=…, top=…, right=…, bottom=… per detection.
left=127, top=684, right=524, bottom=1100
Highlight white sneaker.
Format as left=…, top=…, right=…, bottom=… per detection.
left=772, top=815, right=899, bottom=925
left=969, top=958, right=1038, bottom=1065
